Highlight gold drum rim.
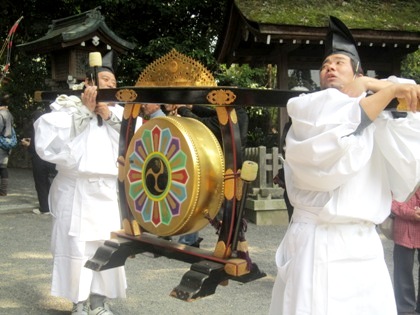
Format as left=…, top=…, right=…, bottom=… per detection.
left=124, top=116, right=225, bottom=236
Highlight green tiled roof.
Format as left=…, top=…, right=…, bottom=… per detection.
left=18, top=7, right=135, bottom=54
left=235, top=0, right=420, bottom=32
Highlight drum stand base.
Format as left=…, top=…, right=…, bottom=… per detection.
left=85, top=231, right=266, bottom=301
left=170, top=260, right=266, bottom=301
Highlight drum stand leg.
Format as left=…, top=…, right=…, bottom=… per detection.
left=85, top=238, right=143, bottom=271
left=85, top=232, right=267, bottom=301
left=170, top=260, right=266, bottom=302
left=170, top=260, right=227, bottom=301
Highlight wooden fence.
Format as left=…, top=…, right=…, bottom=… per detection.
left=244, top=146, right=281, bottom=191
left=243, top=146, right=287, bottom=225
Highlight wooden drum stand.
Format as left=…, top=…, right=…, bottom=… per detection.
left=36, top=49, right=300, bottom=301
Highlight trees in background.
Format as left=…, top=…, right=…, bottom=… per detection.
left=402, top=50, right=420, bottom=83
left=0, top=0, right=419, bottom=153
left=0, top=0, right=226, bottom=131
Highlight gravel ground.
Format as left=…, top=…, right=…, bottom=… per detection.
left=0, top=168, right=407, bottom=315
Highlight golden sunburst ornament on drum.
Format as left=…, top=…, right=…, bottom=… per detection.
left=135, top=48, right=217, bottom=87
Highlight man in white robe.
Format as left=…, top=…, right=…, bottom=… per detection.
left=34, top=52, right=135, bottom=315
left=269, top=16, right=420, bottom=315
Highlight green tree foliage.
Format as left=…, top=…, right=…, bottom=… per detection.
left=401, top=50, right=420, bottom=83
left=216, top=64, right=281, bottom=147
left=216, top=64, right=268, bottom=88
left=96, top=0, right=226, bottom=84
left=5, top=56, right=48, bottom=129
left=0, top=0, right=419, bottom=153
left=0, top=0, right=226, bottom=136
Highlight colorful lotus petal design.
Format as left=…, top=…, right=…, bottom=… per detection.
left=127, top=125, right=189, bottom=227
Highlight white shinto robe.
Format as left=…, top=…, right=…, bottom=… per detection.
left=34, top=95, right=131, bottom=303
left=269, top=80, right=420, bottom=315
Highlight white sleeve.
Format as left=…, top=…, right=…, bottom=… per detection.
left=374, top=111, right=420, bottom=202
left=34, top=111, right=80, bottom=168
left=34, top=95, right=93, bottom=168
left=286, top=89, right=374, bottom=192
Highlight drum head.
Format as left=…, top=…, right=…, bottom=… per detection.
left=124, top=116, right=224, bottom=236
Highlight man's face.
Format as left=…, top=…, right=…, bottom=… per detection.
left=97, top=71, right=116, bottom=89
left=142, top=104, right=160, bottom=116
left=319, top=54, right=355, bottom=90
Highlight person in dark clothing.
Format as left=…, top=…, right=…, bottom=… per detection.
left=21, top=107, right=57, bottom=214
left=0, top=93, right=14, bottom=196
left=391, top=188, right=420, bottom=314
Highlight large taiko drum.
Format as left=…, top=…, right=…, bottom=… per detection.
left=124, top=116, right=225, bottom=237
